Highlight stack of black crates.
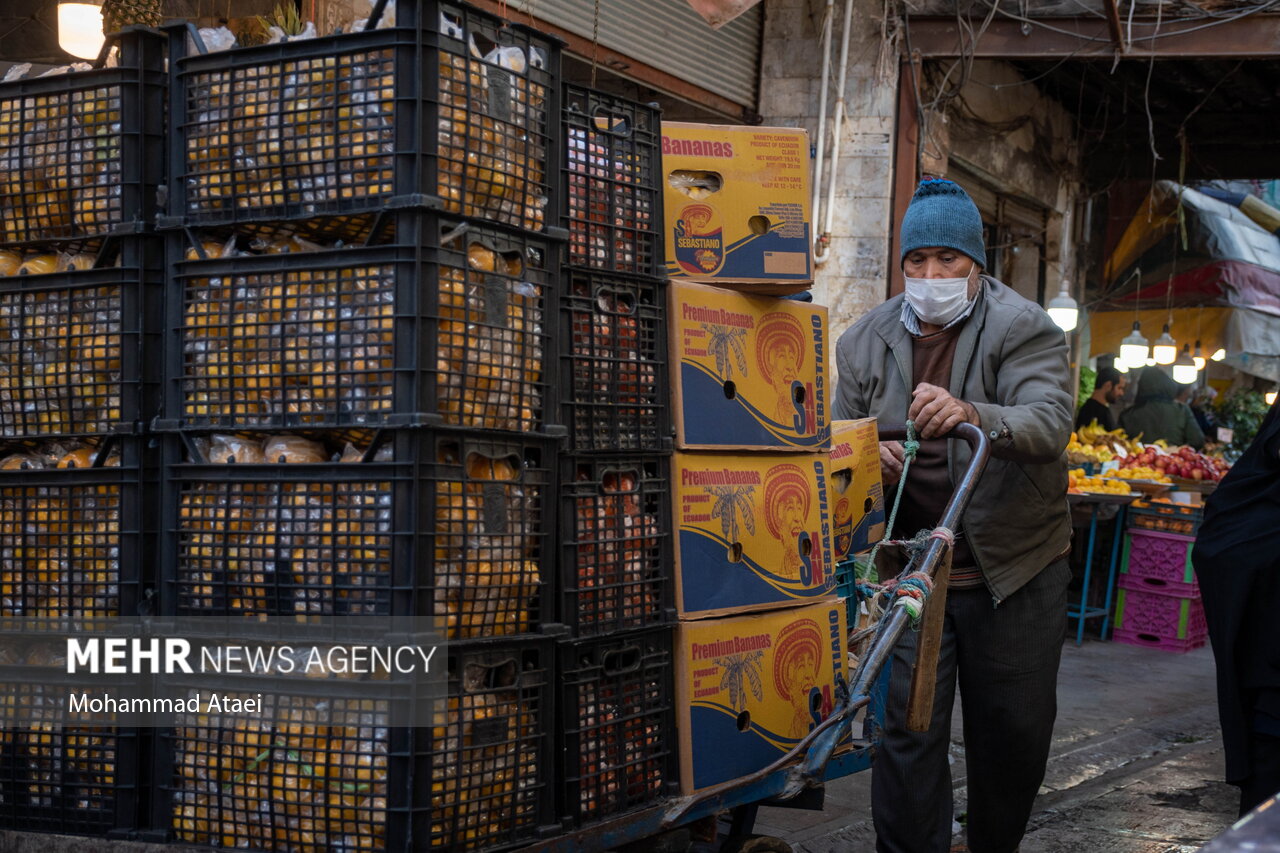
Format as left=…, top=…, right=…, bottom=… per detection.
left=0, top=30, right=165, bottom=839
left=149, top=2, right=564, bottom=849
left=553, top=83, right=678, bottom=831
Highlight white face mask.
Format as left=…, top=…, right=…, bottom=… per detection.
left=904, top=275, right=973, bottom=326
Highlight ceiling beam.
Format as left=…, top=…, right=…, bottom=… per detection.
left=907, top=15, right=1280, bottom=58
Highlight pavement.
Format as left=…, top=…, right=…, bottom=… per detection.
left=757, top=634, right=1241, bottom=852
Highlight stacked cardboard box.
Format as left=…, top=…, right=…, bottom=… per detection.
left=661, top=124, right=883, bottom=792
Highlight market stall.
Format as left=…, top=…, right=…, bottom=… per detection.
left=1065, top=421, right=1228, bottom=653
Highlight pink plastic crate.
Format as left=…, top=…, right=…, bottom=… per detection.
left=1117, top=570, right=1198, bottom=600
left=1113, top=626, right=1207, bottom=654
left=1114, top=575, right=1206, bottom=642
left=1121, top=528, right=1198, bottom=594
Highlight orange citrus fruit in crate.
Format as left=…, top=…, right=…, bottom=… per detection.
left=430, top=658, right=541, bottom=847
left=433, top=444, right=539, bottom=640
left=0, top=83, right=123, bottom=239
left=573, top=469, right=662, bottom=628
left=0, top=261, right=123, bottom=434
left=171, top=697, right=388, bottom=852
left=436, top=242, right=542, bottom=431
left=0, top=455, right=121, bottom=632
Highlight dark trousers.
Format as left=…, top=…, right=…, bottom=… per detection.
left=1239, top=730, right=1280, bottom=817
left=871, top=560, right=1070, bottom=853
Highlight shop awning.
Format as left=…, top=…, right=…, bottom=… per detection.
left=1099, top=180, right=1280, bottom=317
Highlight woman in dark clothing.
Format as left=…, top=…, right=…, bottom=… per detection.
left=1193, top=399, right=1280, bottom=815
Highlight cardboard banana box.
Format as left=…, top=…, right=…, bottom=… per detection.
left=662, top=122, right=812, bottom=292
left=674, top=450, right=835, bottom=617
left=829, top=418, right=886, bottom=561
left=677, top=599, right=848, bottom=792
left=671, top=281, right=829, bottom=451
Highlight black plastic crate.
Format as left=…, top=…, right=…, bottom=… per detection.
left=558, top=455, right=673, bottom=636
left=161, top=429, right=556, bottom=640
left=557, top=628, right=676, bottom=827
left=0, top=30, right=165, bottom=246
left=165, top=1, right=561, bottom=239
left=0, top=660, right=143, bottom=837
left=0, top=237, right=162, bottom=439
left=0, top=435, right=153, bottom=634
left=559, top=269, right=669, bottom=452
left=153, top=637, right=555, bottom=851
left=159, top=215, right=560, bottom=434
left=561, top=85, right=662, bottom=276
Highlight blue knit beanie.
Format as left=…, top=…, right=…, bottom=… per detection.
left=899, top=178, right=986, bottom=269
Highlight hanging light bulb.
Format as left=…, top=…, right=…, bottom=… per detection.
left=1192, top=340, right=1206, bottom=371
left=1114, top=360, right=1129, bottom=374
left=1152, top=323, right=1177, bottom=365
left=1267, top=389, right=1278, bottom=406
left=1119, top=321, right=1150, bottom=369
left=1172, top=344, right=1198, bottom=385
left=57, top=0, right=105, bottom=60
left=1211, top=348, right=1227, bottom=362
left=1047, top=282, right=1078, bottom=332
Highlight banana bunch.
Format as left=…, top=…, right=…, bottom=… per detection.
left=1069, top=421, right=1142, bottom=464
left=1077, top=421, right=1142, bottom=452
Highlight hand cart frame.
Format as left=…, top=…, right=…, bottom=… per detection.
left=515, top=422, right=991, bottom=852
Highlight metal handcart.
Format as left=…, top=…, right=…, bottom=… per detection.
left=516, top=422, right=991, bottom=853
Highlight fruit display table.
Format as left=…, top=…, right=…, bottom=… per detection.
left=1067, top=491, right=1141, bottom=645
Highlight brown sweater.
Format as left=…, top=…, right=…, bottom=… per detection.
left=900, top=323, right=982, bottom=588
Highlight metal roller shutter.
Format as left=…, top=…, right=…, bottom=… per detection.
left=529, top=0, right=762, bottom=108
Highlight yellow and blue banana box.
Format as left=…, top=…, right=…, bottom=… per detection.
left=677, top=598, right=848, bottom=792
left=829, top=418, right=886, bottom=561
left=670, top=281, right=830, bottom=451
left=674, top=450, right=835, bottom=618
left=662, top=122, right=812, bottom=291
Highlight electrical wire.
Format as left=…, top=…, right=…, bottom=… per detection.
left=1142, top=0, right=1163, bottom=163
left=969, top=0, right=1280, bottom=43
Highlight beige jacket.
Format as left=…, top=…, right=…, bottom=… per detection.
left=833, top=276, right=1073, bottom=603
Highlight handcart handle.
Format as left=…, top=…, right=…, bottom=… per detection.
left=875, top=420, right=989, bottom=538
left=662, top=422, right=991, bottom=824
left=848, top=421, right=990, bottom=698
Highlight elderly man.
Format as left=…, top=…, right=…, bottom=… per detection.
left=834, top=178, right=1074, bottom=853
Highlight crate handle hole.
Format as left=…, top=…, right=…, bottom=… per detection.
left=464, top=656, right=519, bottom=691
left=1136, top=633, right=1159, bottom=643
left=864, top=497, right=874, bottom=513
left=830, top=468, right=851, bottom=495
left=601, top=469, right=639, bottom=495
left=800, top=536, right=812, bottom=557
left=749, top=215, right=772, bottom=236
left=736, top=710, right=751, bottom=732
left=728, top=542, right=743, bottom=563
left=723, top=381, right=736, bottom=400
left=593, top=287, right=637, bottom=316
left=591, top=108, right=632, bottom=138
left=793, top=384, right=806, bottom=405
left=602, top=645, right=641, bottom=676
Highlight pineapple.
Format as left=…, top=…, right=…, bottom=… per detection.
left=101, top=0, right=163, bottom=33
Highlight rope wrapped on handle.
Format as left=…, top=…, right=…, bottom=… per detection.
left=865, top=420, right=920, bottom=571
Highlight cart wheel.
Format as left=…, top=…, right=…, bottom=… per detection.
left=719, top=835, right=795, bottom=853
